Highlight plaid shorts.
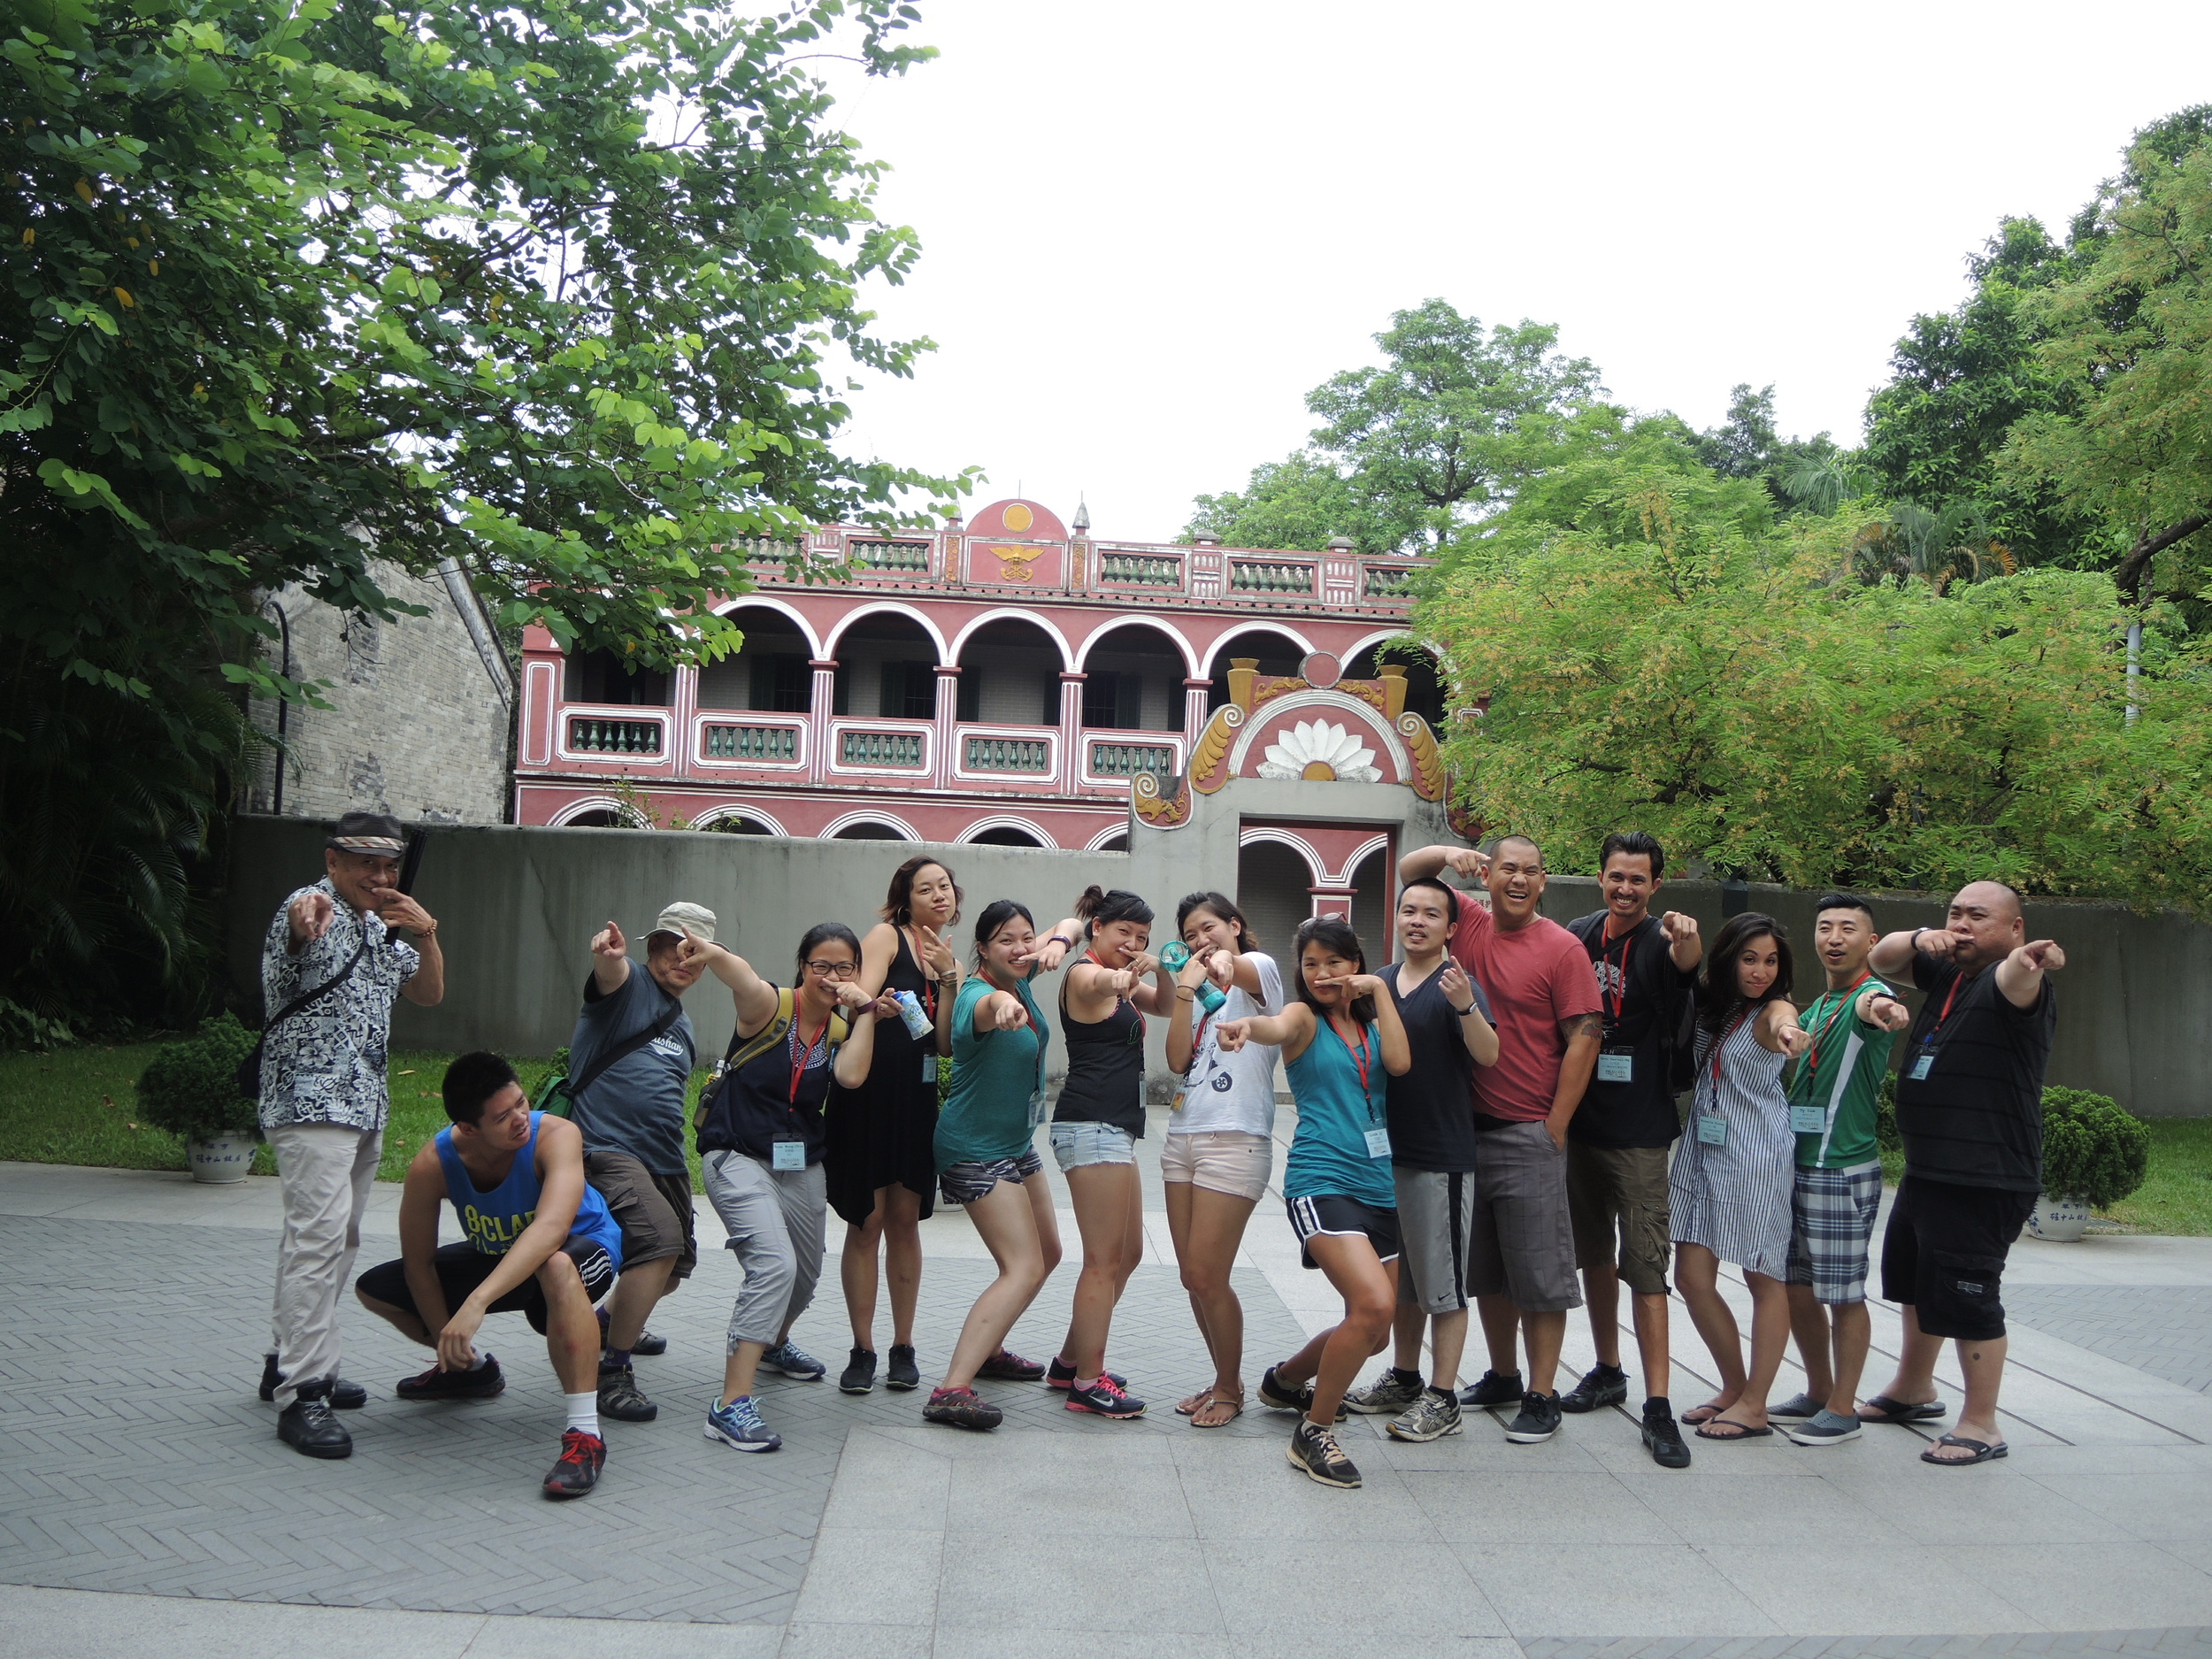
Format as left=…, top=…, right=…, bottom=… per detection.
left=1786, top=1161, right=1883, bottom=1304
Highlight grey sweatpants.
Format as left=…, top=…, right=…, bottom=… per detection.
left=267, top=1121, right=383, bottom=1408
left=702, top=1149, right=826, bottom=1351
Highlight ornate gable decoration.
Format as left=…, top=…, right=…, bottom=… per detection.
left=1184, top=655, right=1444, bottom=800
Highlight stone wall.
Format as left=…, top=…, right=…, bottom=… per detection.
left=243, top=558, right=513, bottom=826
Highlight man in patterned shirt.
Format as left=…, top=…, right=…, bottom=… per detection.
left=258, top=811, right=445, bottom=1458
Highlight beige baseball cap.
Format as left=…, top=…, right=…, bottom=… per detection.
left=645, top=901, right=717, bottom=947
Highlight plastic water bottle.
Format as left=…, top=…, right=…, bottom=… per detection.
left=891, top=988, right=934, bottom=1039
left=1159, top=942, right=1226, bottom=1013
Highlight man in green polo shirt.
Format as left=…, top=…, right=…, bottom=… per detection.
left=1773, top=894, right=1913, bottom=1447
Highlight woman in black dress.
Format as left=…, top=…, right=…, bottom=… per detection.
left=827, top=856, right=964, bottom=1394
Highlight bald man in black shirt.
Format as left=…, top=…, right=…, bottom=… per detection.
left=1862, top=880, right=2062, bottom=1467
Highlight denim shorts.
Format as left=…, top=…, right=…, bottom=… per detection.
left=938, top=1147, right=1044, bottom=1206
left=1048, top=1119, right=1137, bottom=1173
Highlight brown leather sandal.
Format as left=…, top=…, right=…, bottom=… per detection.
left=1190, top=1386, right=1245, bottom=1428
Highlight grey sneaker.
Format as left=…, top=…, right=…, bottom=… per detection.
left=1386, top=1386, right=1463, bottom=1442
left=1286, top=1419, right=1362, bottom=1488
left=759, top=1340, right=826, bottom=1380
left=1786, top=1408, right=1863, bottom=1446
left=1768, top=1391, right=1824, bottom=1421
left=1345, top=1367, right=1425, bottom=1416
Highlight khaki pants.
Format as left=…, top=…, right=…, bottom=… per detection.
left=267, top=1122, right=383, bottom=1408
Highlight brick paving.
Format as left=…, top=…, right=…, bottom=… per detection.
left=2001, top=1287, right=2212, bottom=1394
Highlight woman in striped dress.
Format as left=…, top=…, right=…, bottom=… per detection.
left=1670, top=912, right=1811, bottom=1441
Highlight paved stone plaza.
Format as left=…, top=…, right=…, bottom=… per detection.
left=4, top=1114, right=2212, bottom=1659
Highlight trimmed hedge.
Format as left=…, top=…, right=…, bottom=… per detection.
left=134, top=1013, right=260, bottom=1142
left=2040, top=1086, right=2151, bottom=1210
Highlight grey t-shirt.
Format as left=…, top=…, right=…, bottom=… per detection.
left=567, top=965, right=695, bottom=1176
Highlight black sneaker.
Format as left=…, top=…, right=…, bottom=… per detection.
left=1558, top=1363, right=1629, bottom=1414
left=1046, top=1355, right=1125, bottom=1391
left=886, top=1343, right=921, bottom=1392
left=597, top=1363, right=657, bottom=1423
left=1504, top=1389, right=1564, bottom=1444
left=599, top=1305, right=666, bottom=1357
left=1458, top=1368, right=1524, bottom=1409
left=923, top=1386, right=1003, bottom=1431
left=840, top=1348, right=879, bottom=1395
left=1063, top=1375, right=1146, bottom=1418
left=259, top=1355, right=366, bottom=1409
left=1642, top=1400, right=1693, bottom=1468
left=1257, top=1364, right=1346, bottom=1422
left=276, top=1383, right=353, bottom=1459
left=541, top=1429, right=605, bottom=1499
left=1286, top=1419, right=1362, bottom=1489
left=397, top=1355, right=506, bottom=1402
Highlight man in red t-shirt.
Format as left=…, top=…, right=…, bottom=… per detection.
left=1399, top=835, right=1602, bottom=1447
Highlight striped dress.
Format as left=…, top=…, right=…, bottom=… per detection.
left=1668, top=1009, right=1794, bottom=1278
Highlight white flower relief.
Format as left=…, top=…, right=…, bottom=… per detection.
left=1256, top=719, right=1380, bottom=784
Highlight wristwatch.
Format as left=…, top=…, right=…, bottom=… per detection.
left=1451, top=1002, right=1475, bottom=1016
left=1045, top=933, right=1074, bottom=949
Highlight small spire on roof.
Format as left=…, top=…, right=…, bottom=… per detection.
left=1072, top=495, right=1091, bottom=533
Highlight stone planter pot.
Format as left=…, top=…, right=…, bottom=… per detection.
left=186, top=1132, right=256, bottom=1185
left=2026, top=1192, right=2093, bottom=1242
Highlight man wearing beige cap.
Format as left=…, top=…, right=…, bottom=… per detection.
left=565, top=902, right=718, bottom=1425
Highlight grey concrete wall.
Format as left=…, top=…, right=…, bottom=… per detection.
left=225, top=811, right=2210, bottom=1116
left=244, top=558, right=514, bottom=826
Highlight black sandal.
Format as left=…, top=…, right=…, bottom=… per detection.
left=1861, top=1394, right=1946, bottom=1424
left=1921, top=1432, right=2007, bottom=1465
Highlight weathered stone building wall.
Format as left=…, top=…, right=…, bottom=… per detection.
left=244, top=558, right=514, bottom=826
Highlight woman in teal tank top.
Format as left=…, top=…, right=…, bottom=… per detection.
left=1214, top=916, right=1409, bottom=1490
left=918, top=900, right=1065, bottom=1431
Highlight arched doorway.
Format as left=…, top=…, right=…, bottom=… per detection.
left=1205, top=629, right=1306, bottom=714
left=1236, top=839, right=1317, bottom=973
left=1348, top=846, right=1389, bottom=956
left=832, top=821, right=909, bottom=841
left=701, top=814, right=776, bottom=835
left=698, top=605, right=814, bottom=713
left=832, top=614, right=941, bottom=720
left=1079, top=623, right=1187, bottom=733
left=969, top=826, right=1044, bottom=848
left=1346, top=641, right=1446, bottom=730
left=955, top=618, right=1063, bottom=726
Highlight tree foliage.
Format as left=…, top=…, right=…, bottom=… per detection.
left=1418, top=453, right=2212, bottom=910
left=1183, top=450, right=1363, bottom=552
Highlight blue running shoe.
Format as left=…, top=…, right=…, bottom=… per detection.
left=758, top=1340, right=826, bottom=1380
left=703, top=1394, right=782, bottom=1453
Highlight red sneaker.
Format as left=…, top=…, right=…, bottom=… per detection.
left=542, top=1429, right=605, bottom=1499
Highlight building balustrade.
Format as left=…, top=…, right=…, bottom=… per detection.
left=849, top=539, right=933, bottom=573
left=1099, top=553, right=1183, bottom=586
left=568, top=716, right=664, bottom=756
left=703, top=723, right=798, bottom=763
left=1363, top=564, right=1413, bottom=596
left=839, top=729, right=926, bottom=767
left=964, top=735, right=1053, bottom=773
left=1228, top=559, right=1317, bottom=595
left=1089, top=741, right=1177, bottom=778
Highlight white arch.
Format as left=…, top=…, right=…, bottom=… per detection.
left=1237, top=826, right=1325, bottom=884
left=1341, top=627, right=1444, bottom=672
left=1085, top=821, right=1133, bottom=852
left=690, top=803, right=789, bottom=837
left=710, top=595, right=825, bottom=659
left=957, top=814, right=1060, bottom=849
left=1075, top=616, right=1200, bottom=677
left=818, top=810, right=920, bottom=842
left=1225, top=687, right=1414, bottom=783
left=1328, top=833, right=1394, bottom=887
left=948, top=607, right=1075, bottom=673
left=824, top=601, right=950, bottom=664
left=550, top=795, right=644, bottom=828
left=1200, top=619, right=1320, bottom=672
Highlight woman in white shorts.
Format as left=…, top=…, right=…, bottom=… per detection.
left=1162, top=892, right=1282, bottom=1428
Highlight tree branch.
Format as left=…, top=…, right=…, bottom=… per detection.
left=2114, top=511, right=2210, bottom=603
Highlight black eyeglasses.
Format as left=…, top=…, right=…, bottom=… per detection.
left=803, top=959, right=858, bottom=979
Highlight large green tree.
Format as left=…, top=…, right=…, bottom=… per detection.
left=0, top=0, right=962, bottom=1032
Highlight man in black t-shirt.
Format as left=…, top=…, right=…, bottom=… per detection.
left=1559, top=832, right=1701, bottom=1470
left=1864, top=880, right=2062, bottom=1468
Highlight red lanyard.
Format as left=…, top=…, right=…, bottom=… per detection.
left=1924, top=972, right=1963, bottom=1040
left=787, top=1009, right=830, bottom=1105
left=1600, top=922, right=1635, bottom=1025
left=1803, top=972, right=1870, bottom=1078
left=1330, top=1014, right=1372, bottom=1099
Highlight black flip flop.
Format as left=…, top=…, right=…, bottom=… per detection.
left=1861, top=1394, right=1946, bottom=1424
left=1694, top=1417, right=1774, bottom=1440
left=1921, top=1433, right=2007, bottom=1465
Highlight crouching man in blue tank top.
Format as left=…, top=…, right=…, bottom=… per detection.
left=355, top=1052, right=626, bottom=1499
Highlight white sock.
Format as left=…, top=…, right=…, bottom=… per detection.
left=466, top=1351, right=491, bottom=1371
left=565, top=1391, right=599, bottom=1438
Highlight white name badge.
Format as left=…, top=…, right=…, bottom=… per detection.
left=771, top=1139, right=806, bottom=1171
left=1596, top=1052, right=1633, bottom=1084
left=1026, top=1087, right=1048, bottom=1128
left=1909, top=1052, right=1935, bottom=1081
left=1364, top=1126, right=1393, bottom=1159
left=1696, top=1113, right=1728, bottom=1148
left=1790, top=1103, right=1827, bottom=1135
left=924, top=1053, right=940, bottom=1082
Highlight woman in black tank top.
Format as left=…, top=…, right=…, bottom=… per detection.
left=825, top=856, right=963, bottom=1394
left=1043, top=885, right=1176, bottom=1418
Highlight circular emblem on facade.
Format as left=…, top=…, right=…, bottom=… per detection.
left=1002, top=503, right=1034, bottom=533
left=1301, top=650, right=1341, bottom=688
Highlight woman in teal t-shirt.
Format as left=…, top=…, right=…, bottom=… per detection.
left=1215, top=916, right=1409, bottom=1490
left=922, top=899, right=1063, bottom=1430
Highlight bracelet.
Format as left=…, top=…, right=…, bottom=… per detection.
left=1452, top=1002, right=1475, bottom=1017
left=1046, top=933, right=1074, bottom=949
left=1909, top=928, right=1928, bottom=953
left=1175, top=987, right=1196, bottom=1001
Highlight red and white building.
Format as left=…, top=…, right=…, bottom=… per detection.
left=512, top=496, right=1445, bottom=857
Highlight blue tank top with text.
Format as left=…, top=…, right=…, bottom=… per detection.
left=434, top=1111, right=624, bottom=1265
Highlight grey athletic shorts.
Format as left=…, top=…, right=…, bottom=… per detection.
left=1466, top=1118, right=1583, bottom=1314
left=1394, top=1166, right=1472, bottom=1315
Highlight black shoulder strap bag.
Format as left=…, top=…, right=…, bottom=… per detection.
left=235, top=930, right=373, bottom=1100
left=542, top=976, right=686, bottom=1118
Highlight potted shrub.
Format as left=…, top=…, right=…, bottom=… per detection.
left=136, top=1013, right=263, bottom=1183
left=2030, top=1086, right=2152, bottom=1241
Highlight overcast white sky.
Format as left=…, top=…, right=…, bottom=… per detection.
left=818, top=2, right=2212, bottom=543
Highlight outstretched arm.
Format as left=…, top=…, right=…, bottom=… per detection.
left=588, top=919, right=633, bottom=996
left=1869, top=926, right=1935, bottom=979
left=1995, top=939, right=2064, bottom=1010
left=677, top=933, right=780, bottom=1036
left=1215, top=1003, right=1317, bottom=1064
left=1400, top=844, right=1490, bottom=885
left=832, top=983, right=888, bottom=1087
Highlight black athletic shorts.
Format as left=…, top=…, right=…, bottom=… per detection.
left=1286, top=1194, right=1401, bottom=1271
left=1878, top=1175, right=2035, bottom=1342
left=356, top=1233, right=617, bottom=1336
